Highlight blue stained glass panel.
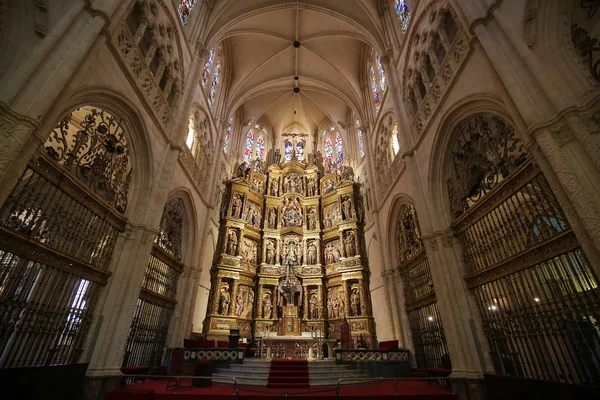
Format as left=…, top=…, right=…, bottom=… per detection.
left=296, top=142, right=305, bottom=161
left=244, top=130, right=254, bottom=163
left=256, top=135, right=265, bottom=160
left=324, top=137, right=333, bottom=164
left=209, top=61, right=221, bottom=108
left=356, top=118, right=364, bottom=158
left=394, top=0, right=411, bottom=32
left=370, top=66, right=380, bottom=113
left=178, top=0, right=197, bottom=25
left=202, top=48, right=215, bottom=89
left=335, top=132, right=343, bottom=166
left=284, top=141, right=293, bottom=162
left=376, top=53, right=387, bottom=92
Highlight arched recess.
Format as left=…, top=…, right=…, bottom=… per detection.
left=0, top=103, right=139, bottom=368
left=440, top=111, right=600, bottom=385
left=122, top=195, right=190, bottom=369
left=388, top=198, right=449, bottom=370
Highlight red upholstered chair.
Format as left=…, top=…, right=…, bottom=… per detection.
left=216, top=340, right=229, bottom=348
left=377, top=340, right=399, bottom=350
left=166, top=349, right=193, bottom=391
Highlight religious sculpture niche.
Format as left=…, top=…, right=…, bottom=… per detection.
left=350, top=285, right=361, bottom=316
left=226, top=229, right=239, bottom=255
left=270, top=177, right=279, bottom=196
left=242, top=239, right=258, bottom=264
left=307, top=240, right=318, bottom=265
left=282, top=235, right=303, bottom=266
left=327, top=286, right=345, bottom=319
left=324, top=240, right=341, bottom=265
left=341, top=195, right=353, bottom=220
left=281, top=197, right=303, bottom=227
left=244, top=202, right=262, bottom=227
left=263, top=291, right=273, bottom=319
left=340, top=165, right=354, bottom=181
left=344, top=231, right=356, bottom=257
left=323, top=204, right=339, bottom=229
left=265, top=239, right=276, bottom=265
left=323, top=178, right=335, bottom=195
left=231, top=194, right=243, bottom=219
left=307, top=207, right=318, bottom=230
left=235, top=286, right=255, bottom=318
left=306, top=177, right=317, bottom=197
left=219, top=283, right=231, bottom=315
left=250, top=178, right=264, bottom=194
left=309, top=292, right=319, bottom=319
left=267, top=207, right=277, bottom=229
left=283, top=173, right=305, bottom=195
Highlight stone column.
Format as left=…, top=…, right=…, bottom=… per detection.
left=303, top=286, right=309, bottom=319
left=358, top=278, right=367, bottom=316
left=276, top=239, right=281, bottom=265
left=381, top=270, right=401, bottom=341
left=144, top=43, right=158, bottom=66
left=257, top=284, right=264, bottom=319
left=133, top=18, right=149, bottom=45
left=229, top=280, right=239, bottom=316
left=393, top=270, right=413, bottom=349
left=344, top=281, right=351, bottom=317
left=212, top=277, right=222, bottom=314
left=316, top=239, right=321, bottom=265
left=317, top=284, right=323, bottom=320
left=303, top=239, right=308, bottom=265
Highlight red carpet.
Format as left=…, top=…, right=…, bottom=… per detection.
left=105, top=379, right=457, bottom=400
left=267, top=358, right=310, bottom=388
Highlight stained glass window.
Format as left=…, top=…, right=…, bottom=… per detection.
left=256, top=135, right=265, bottom=160
left=394, top=0, right=411, bottom=32
left=186, top=118, right=195, bottom=149
left=244, top=130, right=254, bottom=163
left=284, top=141, right=293, bottom=162
left=370, top=66, right=380, bottom=113
left=208, top=61, right=221, bottom=108
left=335, top=132, right=344, bottom=166
left=324, top=137, right=333, bottom=164
left=376, top=53, right=387, bottom=92
left=296, top=142, right=305, bottom=161
left=356, top=117, right=364, bottom=158
left=224, top=116, right=232, bottom=153
left=392, top=124, right=400, bottom=155
left=202, top=48, right=215, bottom=89
left=178, top=0, right=197, bottom=25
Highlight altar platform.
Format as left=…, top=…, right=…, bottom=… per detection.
left=257, top=334, right=335, bottom=360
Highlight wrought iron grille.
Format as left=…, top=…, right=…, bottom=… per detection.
left=449, top=115, right=600, bottom=385
left=397, top=204, right=448, bottom=369
left=123, top=198, right=184, bottom=368
left=408, top=302, right=449, bottom=369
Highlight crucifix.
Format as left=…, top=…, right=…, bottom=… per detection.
left=282, top=130, right=308, bottom=160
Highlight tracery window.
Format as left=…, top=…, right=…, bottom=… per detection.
left=391, top=123, right=400, bottom=155
left=123, top=197, right=185, bottom=369
left=447, top=114, right=600, bottom=385
left=370, top=66, right=380, bottom=113
left=335, top=132, right=344, bottom=166
left=208, top=61, right=221, bottom=109
left=0, top=106, right=130, bottom=368
left=324, top=137, right=333, bottom=164
left=224, top=116, right=232, bottom=153
left=284, top=141, right=294, bottom=162
left=202, top=49, right=215, bottom=89
left=356, top=117, right=365, bottom=158
left=376, top=53, right=387, bottom=92
left=255, top=135, right=265, bottom=160
left=178, top=0, right=197, bottom=25
left=296, top=142, right=305, bottom=161
left=186, top=118, right=195, bottom=149
left=394, top=0, right=411, bottom=32
left=244, top=130, right=254, bottom=163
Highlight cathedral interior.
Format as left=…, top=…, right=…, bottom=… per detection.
left=0, top=1, right=599, bottom=399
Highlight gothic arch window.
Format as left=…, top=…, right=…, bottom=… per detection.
left=391, top=123, right=400, bottom=155
left=324, top=137, right=333, bottom=164
left=376, top=53, right=387, bottom=92
left=0, top=106, right=132, bottom=367
left=224, top=116, right=232, bottom=153
left=446, top=114, right=600, bottom=385
left=395, top=203, right=449, bottom=369
left=178, top=0, right=197, bottom=25
left=356, top=116, right=365, bottom=158
left=123, top=197, right=186, bottom=368
left=369, top=65, right=381, bottom=113
left=284, top=140, right=294, bottom=162
left=296, top=141, right=305, bottom=161
left=321, top=124, right=343, bottom=167
left=255, top=134, right=265, bottom=160
left=202, top=48, right=216, bottom=89
left=335, top=132, right=344, bottom=166
left=208, top=61, right=221, bottom=109
left=394, top=0, right=411, bottom=32
left=244, top=130, right=254, bottom=163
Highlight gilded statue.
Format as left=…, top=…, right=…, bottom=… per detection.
left=266, top=240, right=276, bottom=264
left=351, top=287, right=361, bottom=316
left=232, top=194, right=243, bottom=219
left=344, top=231, right=356, bottom=257
left=219, top=285, right=231, bottom=315
left=227, top=230, right=238, bottom=255
left=307, top=241, right=317, bottom=265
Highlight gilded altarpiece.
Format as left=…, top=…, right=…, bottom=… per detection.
left=204, top=158, right=374, bottom=346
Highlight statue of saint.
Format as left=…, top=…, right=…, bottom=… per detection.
left=351, top=288, right=361, bottom=316
left=268, top=208, right=277, bottom=228
left=270, top=178, right=279, bottom=196
left=227, top=230, right=238, bottom=255
left=263, top=294, right=272, bottom=319
left=307, top=242, right=317, bottom=265
left=273, top=148, right=281, bottom=165
left=266, top=240, right=276, bottom=264
left=307, top=177, right=316, bottom=196
left=309, top=294, right=318, bottom=319
left=344, top=231, right=355, bottom=257
left=232, top=195, right=243, bottom=219
left=341, top=196, right=352, bottom=220
left=219, top=286, right=231, bottom=315
left=307, top=208, right=317, bottom=230
left=236, top=293, right=244, bottom=316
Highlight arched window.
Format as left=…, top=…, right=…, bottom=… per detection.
left=224, top=116, right=232, bottom=153
left=376, top=53, right=387, bottom=92
left=202, top=49, right=215, bottom=89
left=296, top=142, right=305, bottom=161
left=335, top=132, right=344, bottom=166
left=356, top=117, right=364, bottom=158
left=255, top=135, right=265, bottom=160
left=284, top=141, right=294, bottom=162
left=186, top=117, right=195, bottom=149
left=178, top=0, right=198, bottom=25
left=123, top=197, right=186, bottom=368
left=370, top=66, right=380, bottom=113
left=208, top=61, right=221, bottom=109
left=324, top=137, right=333, bottom=164
left=0, top=106, right=131, bottom=367
left=394, top=0, right=411, bottom=32
left=391, top=123, right=400, bottom=155
left=244, top=130, right=254, bottom=163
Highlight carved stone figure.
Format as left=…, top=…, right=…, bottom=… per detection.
left=263, top=293, right=272, bottom=319
left=236, top=293, right=244, bottom=316
left=247, top=289, right=255, bottom=316
left=270, top=178, right=279, bottom=196
left=219, top=285, right=231, bottom=315
left=227, top=230, right=238, bottom=255
left=344, top=231, right=355, bottom=257
left=309, top=293, right=318, bottom=319
left=341, top=196, right=352, bottom=220
left=341, top=165, right=354, bottom=181
left=253, top=157, right=264, bottom=173
left=268, top=207, right=277, bottom=228
left=351, top=288, right=361, bottom=316
left=273, top=148, right=281, bottom=164
left=307, top=177, right=316, bottom=196
left=266, top=240, right=276, bottom=264
left=237, top=161, right=249, bottom=179
left=281, top=197, right=303, bottom=227
left=307, top=241, right=317, bottom=265
left=232, top=194, right=243, bottom=219
left=252, top=208, right=261, bottom=227
left=307, top=207, right=317, bottom=230
left=245, top=203, right=255, bottom=222
left=325, top=243, right=335, bottom=265
left=324, top=179, right=334, bottom=194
